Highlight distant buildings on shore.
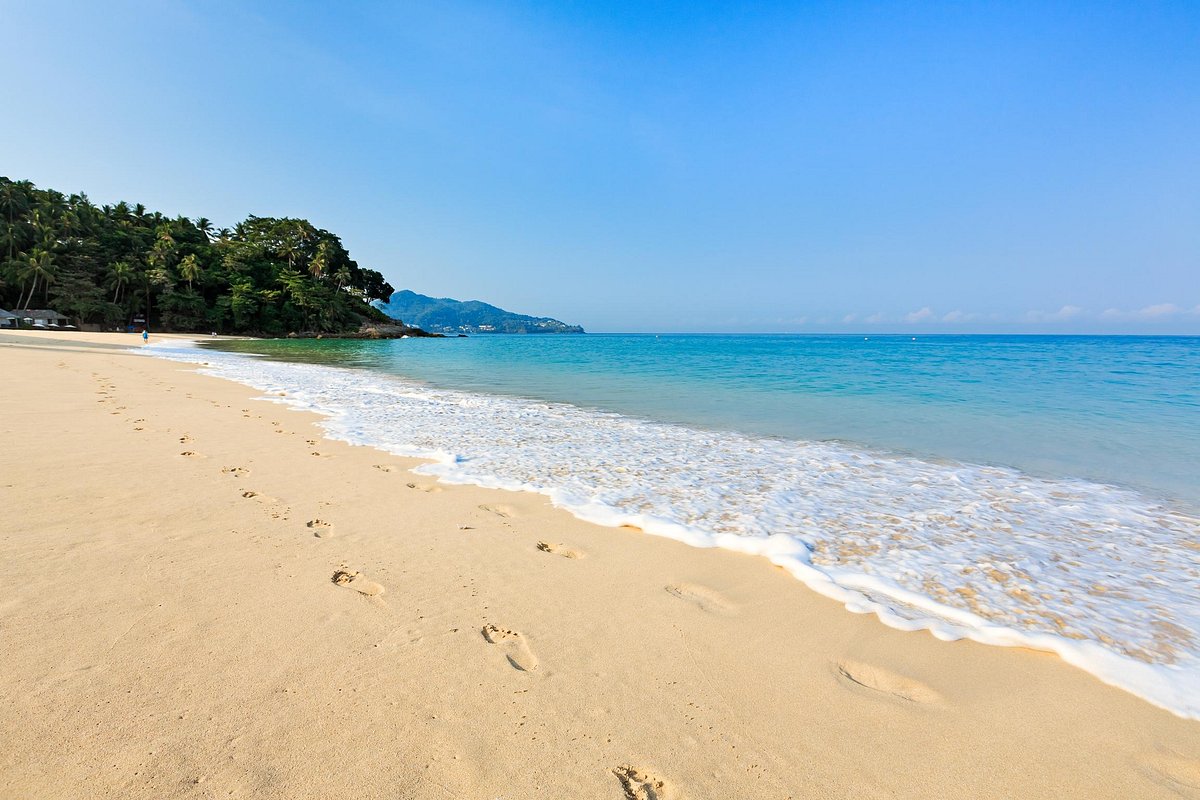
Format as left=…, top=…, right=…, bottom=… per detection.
left=428, top=319, right=583, bottom=335
left=0, top=309, right=73, bottom=329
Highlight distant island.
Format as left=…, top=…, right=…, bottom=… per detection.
left=378, top=290, right=585, bottom=334
left=0, top=176, right=413, bottom=337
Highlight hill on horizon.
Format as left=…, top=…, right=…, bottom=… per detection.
left=378, top=290, right=584, bottom=334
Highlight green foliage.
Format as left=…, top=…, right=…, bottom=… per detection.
left=0, top=176, right=396, bottom=334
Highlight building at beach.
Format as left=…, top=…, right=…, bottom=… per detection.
left=15, top=309, right=72, bottom=328
left=0, top=309, right=18, bottom=328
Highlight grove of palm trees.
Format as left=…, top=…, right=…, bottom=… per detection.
left=0, top=176, right=396, bottom=335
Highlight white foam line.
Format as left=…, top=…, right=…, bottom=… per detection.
left=142, top=339, right=1200, bottom=720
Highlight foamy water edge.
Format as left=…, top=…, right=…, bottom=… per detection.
left=145, top=340, right=1200, bottom=720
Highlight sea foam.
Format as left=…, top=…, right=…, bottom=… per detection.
left=145, top=340, right=1200, bottom=719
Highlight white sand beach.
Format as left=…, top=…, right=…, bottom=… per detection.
left=2, top=330, right=1198, bottom=799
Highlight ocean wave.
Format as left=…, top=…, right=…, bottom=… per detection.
left=145, top=339, right=1200, bottom=719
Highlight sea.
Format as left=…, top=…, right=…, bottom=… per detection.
left=145, top=333, right=1200, bottom=718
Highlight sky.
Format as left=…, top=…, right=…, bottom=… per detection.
left=2, top=0, right=1198, bottom=333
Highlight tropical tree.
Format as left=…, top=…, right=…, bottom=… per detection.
left=278, top=233, right=302, bottom=272
left=333, top=263, right=352, bottom=291
left=0, top=181, right=27, bottom=262
left=18, top=249, right=54, bottom=309
left=179, top=253, right=201, bottom=289
left=0, top=220, right=24, bottom=267
left=0, top=175, right=399, bottom=332
left=109, top=261, right=133, bottom=303
left=309, top=240, right=329, bottom=280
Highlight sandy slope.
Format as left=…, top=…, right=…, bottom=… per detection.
left=1, top=330, right=1197, bottom=800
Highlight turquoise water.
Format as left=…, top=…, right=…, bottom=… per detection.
left=152, top=333, right=1200, bottom=716
left=209, top=334, right=1200, bottom=508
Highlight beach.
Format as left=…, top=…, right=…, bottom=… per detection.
left=2, top=330, right=1198, bottom=799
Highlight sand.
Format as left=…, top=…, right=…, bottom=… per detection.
left=1, top=329, right=1197, bottom=799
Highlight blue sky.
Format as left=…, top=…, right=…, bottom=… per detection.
left=2, top=0, right=1197, bottom=333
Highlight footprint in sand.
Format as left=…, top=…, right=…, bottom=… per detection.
left=1137, top=750, right=1200, bottom=795
left=479, top=504, right=514, bottom=518
left=179, top=435, right=193, bottom=444
left=536, top=541, right=584, bottom=559
left=307, top=519, right=334, bottom=538
left=406, top=482, right=443, bottom=493
left=221, top=466, right=250, bottom=478
left=612, top=765, right=681, bottom=800
left=179, top=451, right=201, bottom=458
left=331, top=569, right=384, bottom=597
left=664, top=584, right=736, bottom=617
left=373, top=464, right=397, bottom=473
left=834, top=660, right=942, bottom=705
left=241, top=490, right=278, bottom=504
left=481, top=624, right=539, bottom=672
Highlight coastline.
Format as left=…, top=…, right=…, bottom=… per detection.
left=2, top=330, right=1198, bottom=799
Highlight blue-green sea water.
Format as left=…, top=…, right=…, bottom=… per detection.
left=207, top=334, right=1200, bottom=507
left=148, top=333, right=1200, bottom=718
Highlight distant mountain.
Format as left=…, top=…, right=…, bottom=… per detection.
left=377, top=290, right=585, bottom=334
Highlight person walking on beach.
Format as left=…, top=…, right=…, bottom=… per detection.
left=142, top=329, right=149, bottom=345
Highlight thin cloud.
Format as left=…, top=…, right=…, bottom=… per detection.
left=904, top=307, right=934, bottom=323
left=1025, top=305, right=1083, bottom=322
left=941, top=309, right=979, bottom=323
left=1101, top=303, right=1183, bottom=320
left=1139, top=303, right=1181, bottom=318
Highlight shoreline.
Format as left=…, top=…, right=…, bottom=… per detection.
left=154, top=334, right=1200, bottom=721
left=2, top=330, right=1198, bottom=799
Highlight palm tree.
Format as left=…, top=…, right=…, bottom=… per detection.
left=112, top=201, right=133, bottom=228
left=0, top=181, right=27, bottom=262
left=179, top=253, right=201, bottom=289
left=0, top=221, right=24, bottom=267
left=149, top=226, right=176, bottom=270
left=18, top=249, right=54, bottom=309
left=72, top=193, right=97, bottom=233
left=140, top=226, right=177, bottom=326
left=110, top=261, right=133, bottom=303
left=278, top=235, right=301, bottom=271
left=333, top=264, right=351, bottom=291
left=195, top=217, right=213, bottom=241
left=309, top=240, right=329, bottom=280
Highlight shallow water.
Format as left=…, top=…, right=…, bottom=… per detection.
left=147, top=334, right=1200, bottom=718
left=206, top=334, right=1200, bottom=508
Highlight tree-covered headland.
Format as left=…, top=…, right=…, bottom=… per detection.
left=0, top=176, right=399, bottom=335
